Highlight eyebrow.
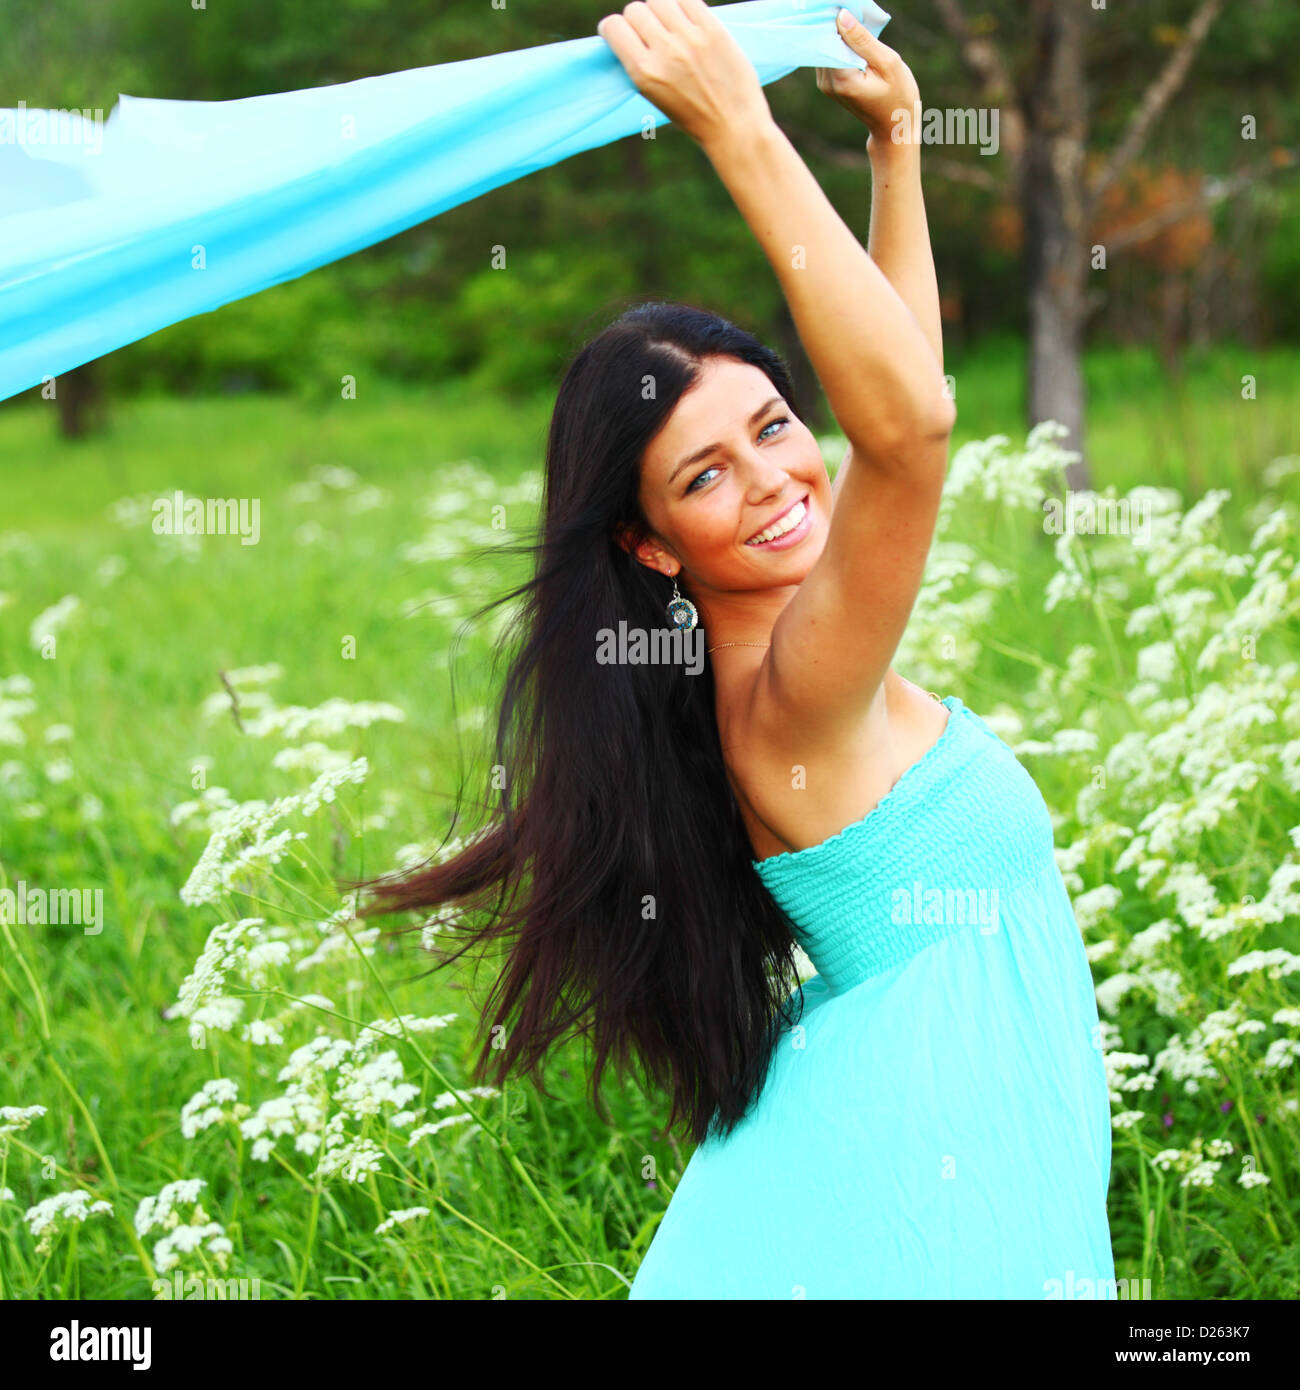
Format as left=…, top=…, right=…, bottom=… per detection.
left=667, top=396, right=785, bottom=485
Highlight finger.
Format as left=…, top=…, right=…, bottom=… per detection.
left=837, top=9, right=901, bottom=72
left=677, top=0, right=727, bottom=33
left=621, top=0, right=675, bottom=50
left=645, top=0, right=696, bottom=39
left=597, top=12, right=647, bottom=67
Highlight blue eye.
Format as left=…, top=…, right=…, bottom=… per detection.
left=685, top=417, right=791, bottom=493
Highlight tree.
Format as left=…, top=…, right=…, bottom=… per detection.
left=932, top=0, right=1230, bottom=486
left=930, top=0, right=1299, bottom=486
left=55, top=362, right=107, bottom=439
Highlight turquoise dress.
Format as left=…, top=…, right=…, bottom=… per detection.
left=628, top=694, right=1116, bottom=1299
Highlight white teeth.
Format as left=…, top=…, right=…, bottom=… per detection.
left=747, top=498, right=807, bottom=545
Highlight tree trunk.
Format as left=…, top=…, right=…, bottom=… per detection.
left=1021, top=1, right=1091, bottom=491
left=56, top=360, right=107, bottom=439
left=622, top=134, right=663, bottom=291
left=1159, top=268, right=1185, bottom=379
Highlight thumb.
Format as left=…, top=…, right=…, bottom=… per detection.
left=835, top=6, right=877, bottom=57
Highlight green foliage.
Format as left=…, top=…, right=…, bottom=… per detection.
left=4, top=0, right=1297, bottom=404
left=0, top=368, right=1297, bottom=1298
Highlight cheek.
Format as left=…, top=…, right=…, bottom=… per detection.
left=686, top=498, right=740, bottom=552
left=665, top=492, right=741, bottom=566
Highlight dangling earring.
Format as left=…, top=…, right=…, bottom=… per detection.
left=666, top=571, right=698, bottom=630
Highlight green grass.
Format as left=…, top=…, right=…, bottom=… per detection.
left=943, top=335, right=1300, bottom=503
left=0, top=344, right=1298, bottom=1299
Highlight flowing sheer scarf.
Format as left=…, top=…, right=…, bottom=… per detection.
left=0, top=1, right=890, bottom=401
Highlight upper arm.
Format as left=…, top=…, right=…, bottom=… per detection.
left=748, top=426, right=952, bottom=747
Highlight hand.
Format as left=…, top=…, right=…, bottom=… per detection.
left=596, top=0, right=774, bottom=152
left=815, top=8, right=922, bottom=153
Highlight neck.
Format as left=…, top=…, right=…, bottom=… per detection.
left=694, top=580, right=799, bottom=649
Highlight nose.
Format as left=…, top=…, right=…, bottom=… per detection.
left=742, top=451, right=791, bottom=503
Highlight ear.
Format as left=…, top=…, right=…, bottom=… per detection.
left=613, top=521, right=676, bottom=578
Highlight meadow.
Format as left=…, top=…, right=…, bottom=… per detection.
left=1, top=340, right=1298, bottom=1299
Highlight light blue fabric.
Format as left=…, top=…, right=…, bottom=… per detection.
left=629, top=695, right=1117, bottom=1299
left=0, top=0, right=890, bottom=403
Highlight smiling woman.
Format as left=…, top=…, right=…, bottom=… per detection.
left=360, top=0, right=1116, bottom=1300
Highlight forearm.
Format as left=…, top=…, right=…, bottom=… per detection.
left=866, top=139, right=944, bottom=374
left=703, top=118, right=953, bottom=462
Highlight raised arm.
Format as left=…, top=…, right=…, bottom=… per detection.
left=701, top=15, right=954, bottom=752
left=715, top=112, right=953, bottom=743
left=598, top=0, right=954, bottom=744
left=817, top=22, right=946, bottom=506
left=598, top=4, right=948, bottom=442
left=832, top=134, right=946, bottom=509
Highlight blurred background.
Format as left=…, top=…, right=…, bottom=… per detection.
left=3, top=0, right=1298, bottom=482
left=1, top=1, right=1299, bottom=1303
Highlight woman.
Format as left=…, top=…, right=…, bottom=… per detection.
left=367, top=0, right=1116, bottom=1298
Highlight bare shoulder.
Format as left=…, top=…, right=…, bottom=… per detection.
left=715, top=657, right=943, bottom=860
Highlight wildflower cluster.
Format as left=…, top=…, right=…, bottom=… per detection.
left=134, top=1178, right=233, bottom=1273
left=894, top=422, right=1300, bottom=1203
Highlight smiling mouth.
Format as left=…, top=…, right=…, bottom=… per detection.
left=745, top=494, right=810, bottom=546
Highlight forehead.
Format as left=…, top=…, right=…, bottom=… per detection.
left=643, top=357, right=781, bottom=479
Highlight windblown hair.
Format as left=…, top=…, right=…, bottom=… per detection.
left=361, top=300, right=809, bottom=1145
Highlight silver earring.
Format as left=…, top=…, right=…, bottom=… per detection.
left=666, top=572, right=698, bottom=630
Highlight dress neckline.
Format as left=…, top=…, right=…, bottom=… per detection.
left=751, top=695, right=963, bottom=872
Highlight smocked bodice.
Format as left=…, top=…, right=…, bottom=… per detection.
left=751, top=695, right=1059, bottom=994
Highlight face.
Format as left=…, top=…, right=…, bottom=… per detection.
left=622, top=356, right=831, bottom=620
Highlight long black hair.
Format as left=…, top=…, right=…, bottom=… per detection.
left=361, top=300, right=809, bottom=1145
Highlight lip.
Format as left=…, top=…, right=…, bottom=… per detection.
left=745, top=492, right=812, bottom=550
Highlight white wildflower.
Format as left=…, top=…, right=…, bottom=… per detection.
left=361, top=1013, right=458, bottom=1039
left=1136, top=641, right=1179, bottom=684
left=170, top=918, right=268, bottom=1040
left=430, top=1086, right=499, bottom=1111
left=244, top=700, right=405, bottom=741
left=134, top=1178, right=208, bottom=1236
left=1124, top=919, right=1179, bottom=961
left=1095, top=972, right=1141, bottom=1016
left=1181, top=1159, right=1221, bottom=1188
left=29, top=595, right=81, bottom=651
left=270, top=742, right=353, bottom=774
left=0, top=1103, right=48, bottom=1137
left=180, top=1079, right=240, bottom=1138
left=154, top=1222, right=230, bottom=1274
left=316, top=1137, right=384, bottom=1183
left=1262, top=1038, right=1300, bottom=1070
left=243, top=1018, right=285, bottom=1046
left=1227, top=949, right=1300, bottom=980
left=170, top=786, right=238, bottom=830
left=375, top=1206, right=430, bottom=1235
left=24, top=1190, right=113, bottom=1254
left=332, top=1051, right=421, bottom=1119
left=1073, top=884, right=1122, bottom=932
left=179, top=759, right=367, bottom=906
left=407, top=1114, right=474, bottom=1144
